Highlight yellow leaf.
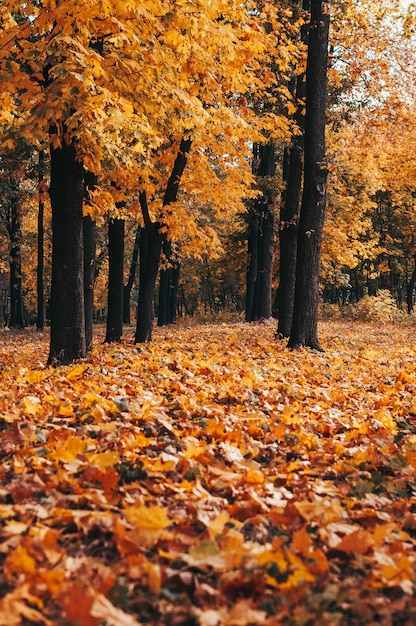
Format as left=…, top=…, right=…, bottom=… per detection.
left=66, top=364, right=87, bottom=380
left=89, top=450, right=120, bottom=470
left=21, top=396, right=41, bottom=416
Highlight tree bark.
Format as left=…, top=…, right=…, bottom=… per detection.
left=83, top=171, right=97, bottom=350
left=135, top=223, right=162, bottom=342
left=123, top=225, right=141, bottom=324
left=288, top=0, right=330, bottom=351
left=105, top=217, right=125, bottom=343
left=135, top=136, right=191, bottom=343
left=9, top=197, right=25, bottom=328
left=245, top=142, right=275, bottom=321
left=48, top=137, right=86, bottom=366
left=158, top=239, right=180, bottom=326
left=83, top=215, right=96, bottom=350
left=407, top=255, right=416, bottom=314
left=36, top=150, right=45, bottom=331
left=277, top=0, right=309, bottom=337
left=245, top=208, right=259, bottom=322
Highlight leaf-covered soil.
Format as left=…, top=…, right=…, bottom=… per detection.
left=1, top=320, right=416, bottom=626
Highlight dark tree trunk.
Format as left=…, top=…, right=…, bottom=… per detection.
left=407, top=256, right=416, bottom=314
left=158, top=239, right=180, bottom=326
left=288, top=0, right=330, bottom=351
left=48, top=137, right=86, bottom=366
left=135, top=224, right=162, bottom=342
left=277, top=0, right=309, bottom=337
left=105, top=217, right=125, bottom=343
left=245, top=208, right=259, bottom=322
left=83, top=215, right=96, bottom=350
left=245, top=142, right=275, bottom=321
left=9, top=198, right=24, bottom=328
left=123, top=225, right=141, bottom=324
left=135, top=137, right=191, bottom=343
left=83, top=171, right=97, bottom=350
left=36, top=150, right=45, bottom=331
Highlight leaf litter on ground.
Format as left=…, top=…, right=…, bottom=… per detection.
left=0, top=320, right=416, bottom=625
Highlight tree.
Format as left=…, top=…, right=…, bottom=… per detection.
left=105, top=217, right=124, bottom=343
left=277, top=0, right=309, bottom=337
left=36, top=150, right=46, bottom=331
left=288, top=0, right=330, bottom=350
left=123, top=225, right=140, bottom=324
left=245, top=143, right=275, bottom=322
left=48, top=137, right=86, bottom=365
left=135, top=136, right=191, bottom=342
left=158, top=239, right=180, bottom=327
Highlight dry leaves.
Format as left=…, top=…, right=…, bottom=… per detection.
left=0, top=320, right=416, bottom=625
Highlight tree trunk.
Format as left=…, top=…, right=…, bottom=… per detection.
left=288, top=0, right=330, bottom=351
left=135, top=224, right=162, bottom=342
left=123, top=225, right=141, bottom=324
left=105, top=217, right=125, bottom=343
left=158, top=239, right=180, bottom=326
left=83, top=171, right=97, bottom=350
left=407, top=255, right=416, bottom=314
left=9, top=198, right=24, bottom=328
left=135, top=137, right=191, bottom=342
left=245, top=208, right=259, bottom=322
left=48, top=137, right=86, bottom=366
left=277, top=0, right=309, bottom=337
left=257, top=201, right=274, bottom=318
left=83, top=215, right=96, bottom=350
left=245, top=142, right=275, bottom=321
left=36, top=150, right=45, bottom=331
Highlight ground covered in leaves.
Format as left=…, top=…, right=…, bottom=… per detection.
left=1, top=320, right=416, bottom=626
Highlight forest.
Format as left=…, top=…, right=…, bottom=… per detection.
left=0, top=0, right=416, bottom=624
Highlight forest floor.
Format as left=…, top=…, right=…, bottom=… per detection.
left=1, top=319, right=416, bottom=626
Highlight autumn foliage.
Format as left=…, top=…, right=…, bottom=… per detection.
left=1, top=320, right=416, bottom=625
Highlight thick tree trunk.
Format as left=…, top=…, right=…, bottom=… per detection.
left=277, top=0, right=309, bottom=337
left=9, top=198, right=24, bottom=328
left=135, top=224, right=162, bottom=342
left=36, top=150, right=45, bottom=331
left=245, top=142, right=275, bottom=321
left=48, top=138, right=86, bottom=366
left=123, top=225, right=141, bottom=324
left=158, top=239, right=180, bottom=326
left=105, top=217, right=125, bottom=343
left=135, top=137, right=191, bottom=342
left=288, top=0, right=330, bottom=350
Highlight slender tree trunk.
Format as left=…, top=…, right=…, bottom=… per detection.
left=83, top=171, right=97, bottom=350
left=407, top=255, right=416, bottom=314
left=83, top=215, right=96, bottom=350
left=105, top=217, right=125, bottom=343
left=135, top=137, right=191, bottom=342
left=158, top=239, right=180, bottom=326
left=277, top=0, right=309, bottom=337
left=245, top=209, right=259, bottom=322
left=37, top=150, right=45, bottom=331
left=257, top=201, right=274, bottom=318
left=48, top=137, right=86, bottom=366
left=245, top=142, right=275, bottom=321
left=135, top=224, right=162, bottom=342
left=9, top=198, right=24, bottom=328
left=123, top=225, right=141, bottom=324
left=288, top=0, right=330, bottom=351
